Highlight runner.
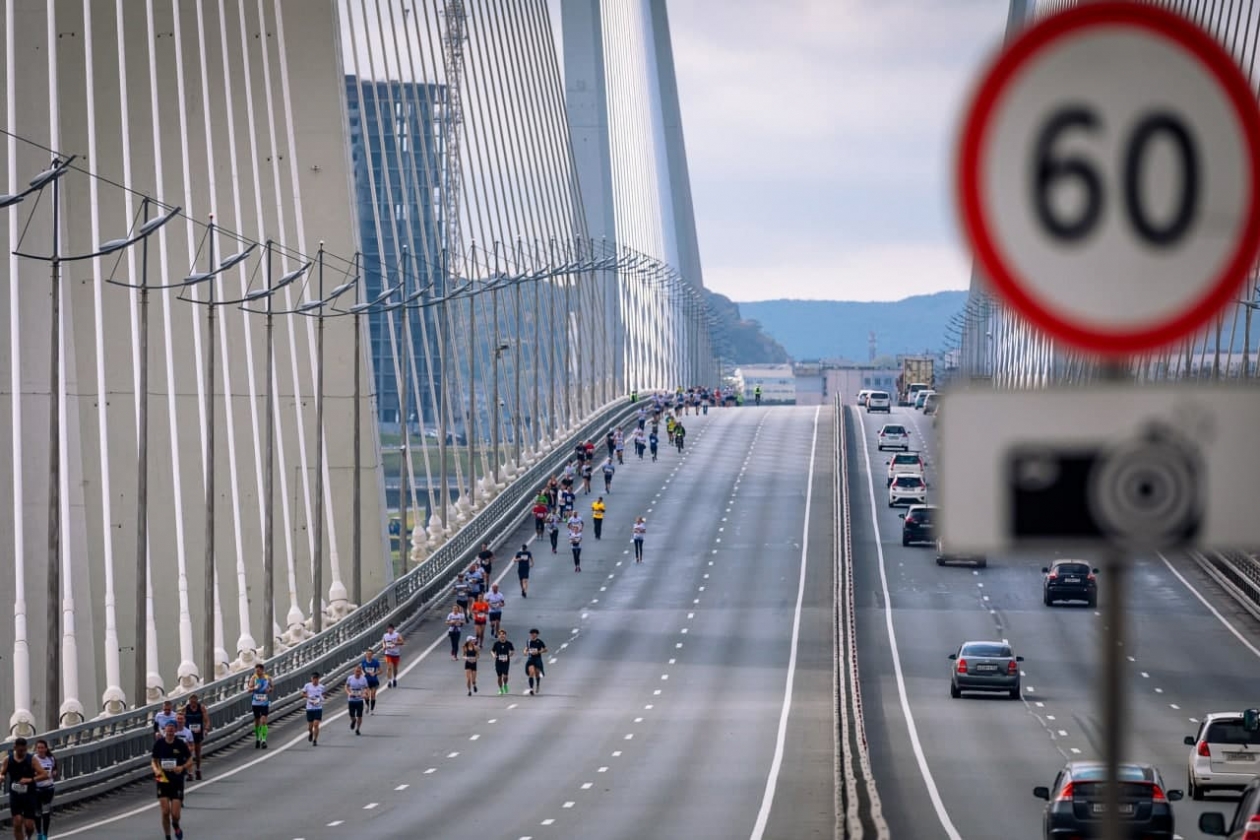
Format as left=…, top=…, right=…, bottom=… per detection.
left=648, top=429, right=659, bottom=462
left=674, top=421, right=687, bottom=453
left=454, top=571, right=471, bottom=615
left=754, top=385, right=762, bottom=405
left=3, top=737, right=48, bottom=840
left=632, top=427, right=646, bottom=459
left=477, top=542, right=495, bottom=582
left=591, top=496, right=606, bottom=539
left=361, top=648, right=383, bottom=714
left=615, top=428, right=625, bottom=464
left=381, top=623, right=405, bottom=688
left=491, top=629, right=515, bottom=695
left=181, top=694, right=209, bottom=780
left=471, top=592, right=490, bottom=648
left=345, top=665, right=369, bottom=735
left=32, top=739, right=56, bottom=840
left=524, top=629, right=548, bottom=696
left=153, top=699, right=177, bottom=738
left=633, top=516, right=647, bottom=563
left=560, top=486, right=576, bottom=518
left=602, top=457, right=616, bottom=493
left=487, top=583, right=506, bottom=637
left=605, top=429, right=616, bottom=459
left=580, top=459, right=593, bottom=494
left=446, top=602, right=467, bottom=659
left=248, top=663, right=274, bottom=748
left=546, top=510, right=561, bottom=554
left=515, top=543, right=534, bottom=597
left=569, top=521, right=583, bottom=573
left=173, top=713, right=196, bottom=754
left=151, top=722, right=191, bottom=840
left=302, top=671, right=326, bottom=746
left=462, top=636, right=480, bottom=696
left=532, top=498, right=548, bottom=538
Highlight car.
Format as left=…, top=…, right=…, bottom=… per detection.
left=923, top=393, right=939, bottom=415
left=866, top=391, right=892, bottom=412
left=948, top=640, right=1022, bottom=698
left=1042, top=559, right=1099, bottom=607
left=1198, top=776, right=1260, bottom=838
left=876, top=423, right=910, bottom=451
left=1186, top=710, right=1260, bottom=800
left=936, top=538, right=987, bottom=568
left=888, top=474, right=926, bottom=507
left=914, top=389, right=934, bottom=410
left=899, top=504, right=935, bottom=546
left=886, top=451, right=925, bottom=486
left=856, top=389, right=873, bottom=407
left=1033, top=761, right=1183, bottom=840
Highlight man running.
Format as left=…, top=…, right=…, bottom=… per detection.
left=454, top=571, right=471, bottom=616
left=648, top=429, right=659, bottom=462
left=614, top=428, right=625, bottom=463
left=345, top=665, right=369, bottom=735
left=674, top=422, right=687, bottom=453
left=302, top=672, right=326, bottom=746
left=471, top=593, right=490, bottom=648
left=181, top=694, right=209, bottom=780
left=153, top=699, right=177, bottom=738
left=632, top=427, right=646, bottom=459
left=580, top=459, right=593, bottom=494
left=151, top=722, right=190, bottom=840
left=361, top=648, right=383, bottom=714
left=487, top=583, right=506, bottom=637
left=3, top=737, right=49, bottom=840
left=633, top=516, right=647, bottom=563
left=477, top=542, right=495, bottom=582
left=381, top=623, right=405, bottom=688
left=546, top=510, right=561, bottom=554
left=515, top=543, right=534, bottom=597
left=591, top=496, right=606, bottom=539
left=560, top=487, right=576, bottom=518
left=446, top=602, right=467, bottom=659
left=173, top=714, right=196, bottom=755
left=602, top=457, right=616, bottom=493
left=249, top=663, right=273, bottom=748
left=491, top=629, right=515, bottom=695
left=532, top=499, right=548, bottom=538
left=525, top=629, right=548, bottom=696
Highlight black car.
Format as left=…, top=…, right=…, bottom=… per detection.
left=1033, top=761, right=1182, bottom=840
left=1043, top=559, right=1098, bottom=607
left=936, top=538, right=986, bottom=568
left=1199, top=777, right=1260, bottom=838
left=899, top=504, right=935, bottom=546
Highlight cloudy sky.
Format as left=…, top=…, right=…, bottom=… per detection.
left=665, top=0, right=1013, bottom=303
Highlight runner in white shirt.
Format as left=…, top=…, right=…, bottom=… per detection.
left=302, top=672, right=327, bottom=746
left=344, top=666, right=370, bottom=736
left=381, top=624, right=405, bottom=688
left=486, top=583, right=506, bottom=638
left=633, top=516, right=647, bottom=563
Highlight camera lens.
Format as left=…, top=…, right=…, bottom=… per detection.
left=1087, top=433, right=1200, bottom=548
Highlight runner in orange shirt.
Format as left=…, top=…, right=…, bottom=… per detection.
left=471, top=593, right=491, bottom=648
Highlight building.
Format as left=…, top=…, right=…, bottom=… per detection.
left=788, top=361, right=904, bottom=405
left=736, top=364, right=797, bottom=404
left=345, top=76, right=446, bottom=429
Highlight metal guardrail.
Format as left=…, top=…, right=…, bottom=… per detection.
left=1191, top=549, right=1260, bottom=623
left=0, top=397, right=637, bottom=810
left=833, top=395, right=889, bottom=840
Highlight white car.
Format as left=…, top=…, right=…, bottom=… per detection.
left=877, top=423, right=910, bottom=451
left=857, top=389, right=874, bottom=407
left=1186, top=711, right=1260, bottom=799
left=888, top=474, right=927, bottom=507
left=866, top=391, right=892, bottom=413
left=886, top=451, right=926, bottom=487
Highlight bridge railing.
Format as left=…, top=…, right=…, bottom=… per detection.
left=1191, top=550, right=1260, bottom=623
left=0, top=397, right=637, bottom=809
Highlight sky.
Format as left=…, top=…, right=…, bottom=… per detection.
left=664, top=0, right=1015, bottom=303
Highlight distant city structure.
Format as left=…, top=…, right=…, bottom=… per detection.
left=734, top=364, right=797, bottom=404
left=792, top=360, right=908, bottom=406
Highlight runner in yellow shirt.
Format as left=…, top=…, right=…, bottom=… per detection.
left=591, top=496, right=606, bottom=540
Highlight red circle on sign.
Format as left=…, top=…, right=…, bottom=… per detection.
left=957, top=1, right=1260, bottom=356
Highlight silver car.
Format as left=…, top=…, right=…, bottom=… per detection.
left=949, top=641, right=1023, bottom=699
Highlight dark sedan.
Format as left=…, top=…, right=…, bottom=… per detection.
left=899, top=504, right=935, bottom=546
left=1043, top=560, right=1099, bottom=607
left=949, top=641, right=1022, bottom=699
left=1034, top=761, right=1182, bottom=840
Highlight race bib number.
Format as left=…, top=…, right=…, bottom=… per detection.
left=190, top=724, right=201, bottom=733
left=497, top=654, right=509, bottom=662
left=349, top=689, right=363, bottom=699
left=160, top=759, right=177, bottom=771
left=253, top=693, right=268, bottom=704
left=308, top=695, right=323, bottom=708
left=10, top=782, right=27, bottom=794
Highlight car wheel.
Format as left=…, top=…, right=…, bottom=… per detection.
left=936, top=557, right=946, bottom=566
left=902, top=536, right=910, bottom=547
left=1087, top=594, right=1097, bottom=608
left=1190, top=775, right=1204, bottom=801
left=950, top=682, right=961, bottom=699
left=1009, top=687, right=1021, bottom=700
left=1043, top=592, right=1053, bottom=606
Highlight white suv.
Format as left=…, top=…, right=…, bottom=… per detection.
left=1186, top=712, right=1260, bottom=799
left=888, top=474, right=927, bottom=507
left=886, top=451, right=926, bottom=486
left=866, top=391, right=891, bottom=413
left=877, top=424, right=910, bottom=451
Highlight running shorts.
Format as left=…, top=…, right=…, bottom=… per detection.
left=464, top=661, right=477, bottom=672
left=155, top=780, right=185, bottom=802
left=347, top=700, right=365, bottom=717
left=385, top=654, right=400, bottom=665
left=251, top=704, right=269, bottom=720
left=365, top=676, right=380, bottom=688
left=517, top=565, right=530, bottom=580
left=495, top=662, right=510, bottom=677
left=7, top=789, right=37, bottom=820
left=305, top=708, right=323, bottom=722
left=526, top=656, right=545, bottom=676
left=488, top=610, right=502, bottom=622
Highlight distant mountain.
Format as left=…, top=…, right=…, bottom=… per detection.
left=737, top=291, right=968, bottom=362
left=703, top=289, right=790, bottom=365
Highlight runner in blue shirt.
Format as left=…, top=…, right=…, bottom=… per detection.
left=345, top=665, right=370, bottom=735
left=248, top=664, right=274, bottom=749
left=360, top=648, right=382, bottom=714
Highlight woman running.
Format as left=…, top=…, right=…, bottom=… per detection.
left=525, top=629, right=548, bottom=696
left=546, top=510, right=561, bottom=554
left=446, top=603, right=467, bottom=659
left=34, top=739, right=57, bottom=840
left=463, top=636, right=480, bottom=696
left=633, top=516, right=647, bottom=563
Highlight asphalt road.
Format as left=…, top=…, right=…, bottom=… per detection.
left=850, top=403, right=1260, bottom=840
left=53, top=405, right=837, bottom=840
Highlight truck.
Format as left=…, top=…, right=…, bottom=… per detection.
left=895, top=356, right=935, bottom=406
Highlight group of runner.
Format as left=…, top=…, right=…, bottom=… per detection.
left=2, top=736, right=57, bottom=840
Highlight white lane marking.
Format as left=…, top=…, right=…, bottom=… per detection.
left=750, top=405, right=820, bottom=840
left=563, top=801, right=575, bottom=808
left=1070, top=747, right=1081, bottom=754
left=680, top=628, right=688, bottom=634
left=364, top=803, right=379, bottom=810
left=624, top=733, right=634, bottom=740
left=634, top=717, right=644, bottom=723
left=581, top=782, right=593, bottom=790
left=470, top=734, right=480, bottom=741
left=1140, top=672, right=1150, bottom=678
left=328, top=821, right=345, bottom=827
left=653, top=689, right=661, bottom=695
left=508, top=703, right=519, bottom=710
left=448, top=752, right=460, bottom=758
left=855, top=407, right=963, bottom=840
left=598, top=766, right=609, bottom=773
left=645, top=704, right=653, bottom=710
left=425, top=768, right=437, bottom=774
left=1158, top=552, right=1260, bottom=660
left=688, top=613, right=694, bottom=619
left=1057, top=730, right=1068, bottom=737
left=541, top=818, right=556, bottom=826
left=1170, top=704, right=1180, bottom=710
left=612, top=751, right=622, bottom=757
left=676, top=643, right=683, bottom=649
left=395, top=784, right=409, bottom=791
left=668, top=658, right=676, bottom=665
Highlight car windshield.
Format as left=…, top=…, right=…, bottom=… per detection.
left=894, top=476, right=923, bottom=488
left=883, top=425, right=905, bottom=434
left=960, top=643, right=1011, bottom=658
left=1055, top=563, right=1091, bottom=575
left=871, top=392, right=888, bottom=399
left=892, top=454, right=920, bottom=465
left=910, top=508, right=934, bottom=522
left=1205, top=720, right=1259, bottom=745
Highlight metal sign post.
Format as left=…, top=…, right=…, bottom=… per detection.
left=950, top=5, right=1260, bottom=839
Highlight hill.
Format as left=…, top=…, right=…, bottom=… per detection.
left=737, top=291, right=968, bottom=362
left=703, top=289, right=790, bottom=365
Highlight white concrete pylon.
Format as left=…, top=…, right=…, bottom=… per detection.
left=213, top=578, right=230, bottom=679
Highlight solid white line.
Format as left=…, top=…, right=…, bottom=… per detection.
left=749, top=406, right=820, bottom=840
left=1157, top=553, right=1260, bottom=660
left=56, top=537, right=540, bottom=837
left=855, top=407, right=963, bottom=840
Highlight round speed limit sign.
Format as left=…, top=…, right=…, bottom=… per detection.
left=956, top=2, right=1260, bottom=355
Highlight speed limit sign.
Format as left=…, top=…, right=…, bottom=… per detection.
left=956, top=1, right=1260, bottom=355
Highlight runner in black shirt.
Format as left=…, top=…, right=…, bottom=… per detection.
left=151, top=723, right=192, bottom=839
left=477, top=543, right=494, bottom=581
left=492, top=630, right=516, bottom=695
left=182, top=694, right=209, bottom=780
left=3, top=737, right=48, bottom=837
left=525, top=629, right=548, bottom=696
left=515, top=544, right=534, bottom=598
